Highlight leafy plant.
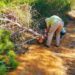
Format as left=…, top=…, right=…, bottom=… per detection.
left=8, top=56, right=19, bottom=69
left=7, top=50, right=19, bottom=69
left=0, top=29, right=14, bottom=54
left=0, top=0, right=13, bottom=4
left=0, top=29, right=18, bottom=74
left=0, top=64, right=7, bottom=75
left=0, top=1, right=6, bottom=8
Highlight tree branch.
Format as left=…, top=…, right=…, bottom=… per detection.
left=0, top=18, right=22, bottom=27
left=0, top=18, right=42, bottom=37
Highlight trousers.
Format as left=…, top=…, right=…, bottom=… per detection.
left=46, top=21, right=64, bottom=46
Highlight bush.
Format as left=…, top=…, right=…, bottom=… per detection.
left=32, top=0, right=71, bottom=23
left=0, top=29, right=14, bottom=54
left=0, top=0, right=13, bottom=4
left=7, top=50, right=19, bottom=69
left=0, top=29, right=18, bottom=75
left=8, top=56, right=19, bottom=69
left=0, top=1, right=6, bottom=8
left=0, top=64, right=7, bottom=75
left=12, top=0, right=35, bottom=5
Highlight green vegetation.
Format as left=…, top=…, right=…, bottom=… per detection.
left=31, top=0, right=71, bottom=25
left=0, top=29, right=18, bottom=75
left=0, top=64, right=7, bottom=75
left=0, top=29, right=14, bottom=54
left=70, top=0, right=75, bottom=9
left=7, top=50, right=19, bottom=69
left=0, top=0, right=74, bottom=74
left=0, top=0, right=72, bottom=26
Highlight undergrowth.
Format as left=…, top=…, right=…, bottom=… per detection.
left=0, top=29, right=18, bottom=75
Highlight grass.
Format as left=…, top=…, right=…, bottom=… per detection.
left=70, top=0, right=75, bottom=9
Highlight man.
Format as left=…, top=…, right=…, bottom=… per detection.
left=45, top=15, right=65, bottom=47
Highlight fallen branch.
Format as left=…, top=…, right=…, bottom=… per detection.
left=0, top=18, right=22, bottom=27
left=0, top=18, right=42, bottom=40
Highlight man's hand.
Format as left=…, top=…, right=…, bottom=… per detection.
left=36, top=35, right=45, bottom=43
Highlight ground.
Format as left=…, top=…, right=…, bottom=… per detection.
left=8, top=22, right=75, bottom=75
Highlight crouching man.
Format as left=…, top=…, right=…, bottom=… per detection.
left=45, top=15, right=66, bottom=47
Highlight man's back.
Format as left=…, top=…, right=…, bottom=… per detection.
left=45, top=15, right=62, bottom=27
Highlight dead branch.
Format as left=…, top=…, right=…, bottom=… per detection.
left=0, top=18, right=22, bottom=27
left=0, top=18, right=42, bottom=37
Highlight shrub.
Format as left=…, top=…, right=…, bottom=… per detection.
left=0, top=29, right=18, bottom=75
left=0, top=1, right=6, bottom=8
left=32, top=0, right=71, bottom=23
left=0, top=4, right=32, bottom=27
left=12, top=0, right=35, bottom=5
left=7, top=50, right=19, bottom=69
left=0, top=64, right=7, bottom=75
left=0, top=29, right=14, bottom=54
left=8, top=56, right=19, bottom=69
left=0, top=0, right=13, bottom=4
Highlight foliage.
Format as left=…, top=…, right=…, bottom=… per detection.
left=70, top=0, right=75, bottom=9
left=0, top=29, right=18, bottom=75
left=32, top=0, right=71, bottom=24
left=8, top=56, right=19, bottom=69
left=7, top=50, right=16, bottom=58
left=0, top=2, right=32, bottom=27
left=0, top=64, right=7, bottom=75
left=0, top=0, right=71, bottom=26
left=11, top=0, right=35, bottom=5
left=0, top=29, right=14, bottom=54
left=7, top=50, right=19, bottom=69
left=0, top=1, right=6, bottom=8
